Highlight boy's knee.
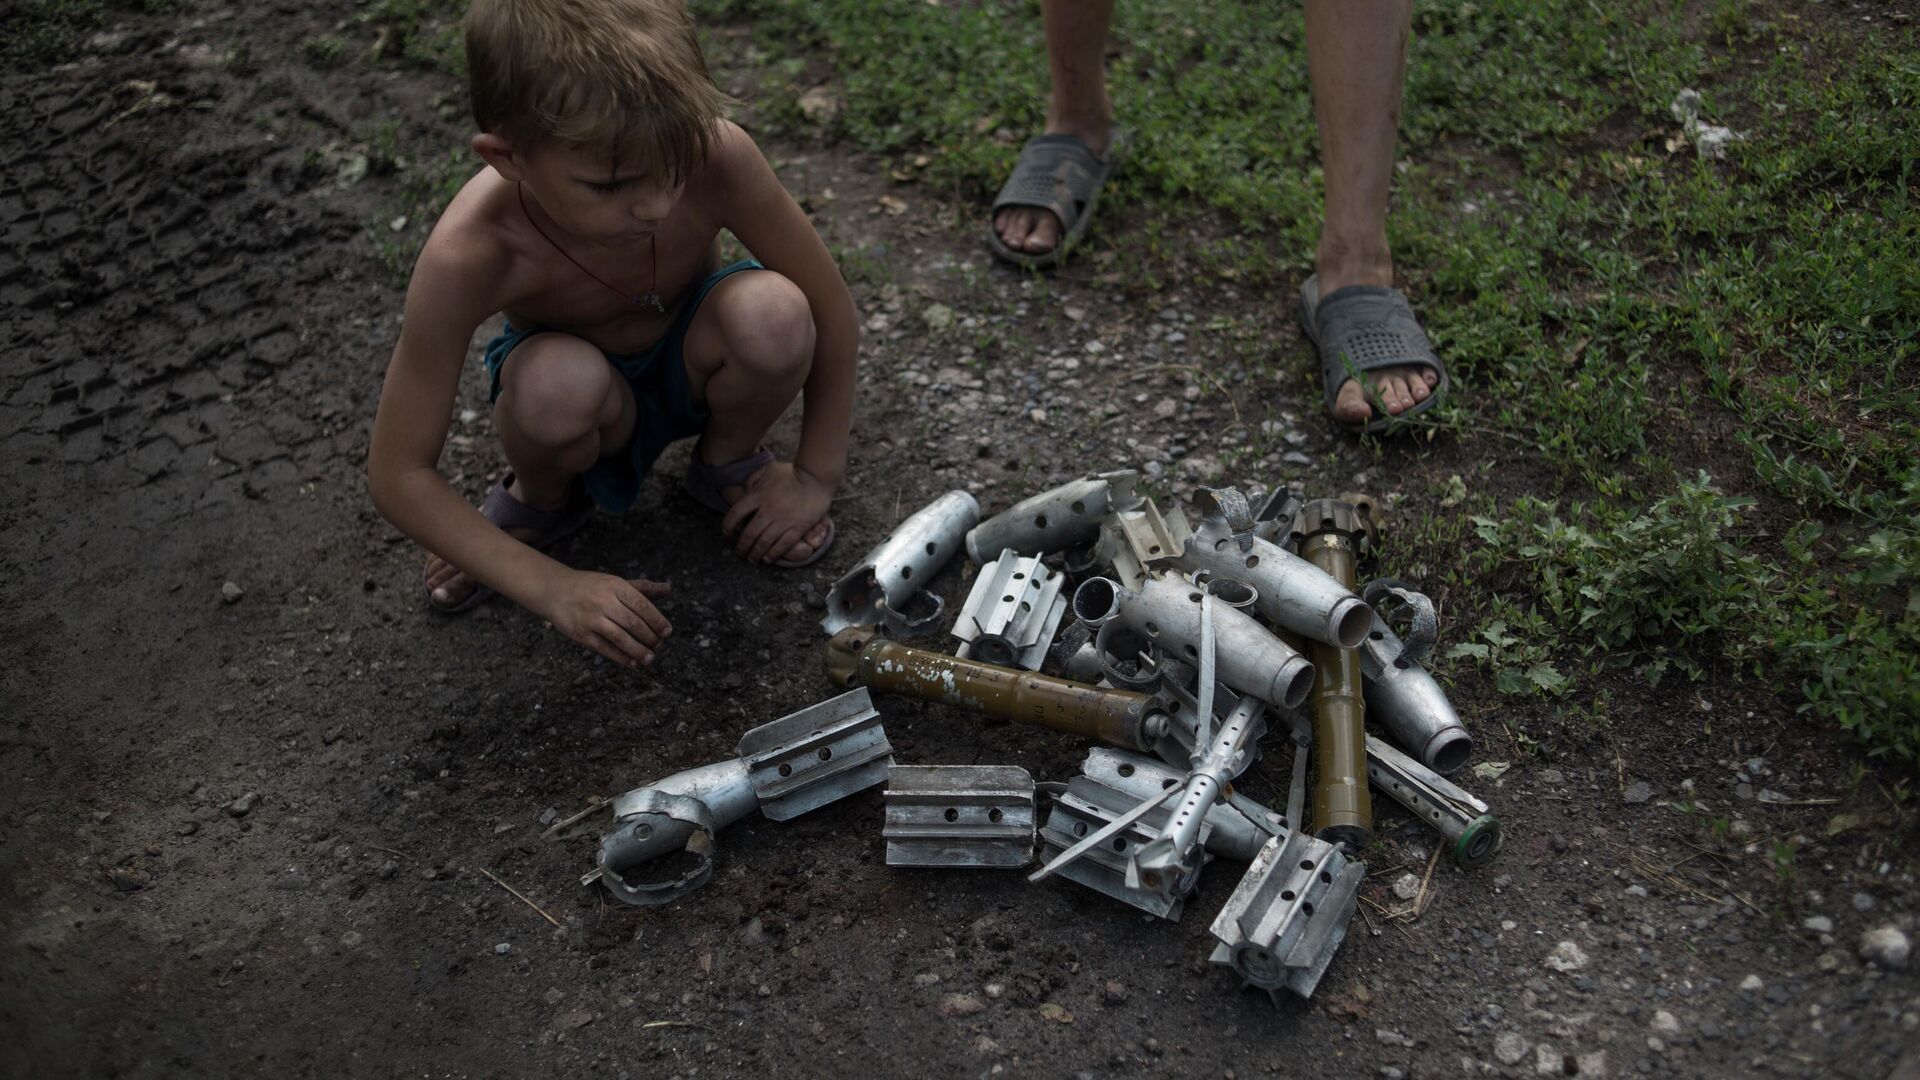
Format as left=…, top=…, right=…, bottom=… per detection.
left=724, top=272, right=815, bottom=379
left=499, top=334, right=616, bottom=446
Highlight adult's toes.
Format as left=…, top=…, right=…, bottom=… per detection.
left=1333, top=379, right=1373, bottom=424
left=1021, top=213, right=1062, bottom=254
left=996, top=207, right=1031, bottom=248
left=1381, top=374, right=1414, bottom=414
left=1407, top=371, right=1432, bottom=403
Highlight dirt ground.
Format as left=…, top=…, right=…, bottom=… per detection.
left=4, top=3, right=1917, bottom=1078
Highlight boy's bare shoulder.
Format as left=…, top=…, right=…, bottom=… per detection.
left=698, top=119, right=774, bottom=194
left=409, top=168, right=529, bottom=318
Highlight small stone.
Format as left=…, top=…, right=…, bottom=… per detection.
left=1029, top=408, right=1048, bottom=423
left=1179, top=456, right=1219, bottom=480
left=739, top=916, right=768, bottom=945
left=1859, top=926, right=1911, bottom=970
left=225, top=792, right=258, bottom=818
left=109, top=866, right=150, bottom=892
left=1544, top=941, right=1589, bottom=972
left=1738, top=975, right=1764, bottom=995
left=913, top=973, right=942, bottom=988
left=494, top=942, right=512, bottom=955
left=1538, top=768, right=1566, bottom=785
left=1851, top=892, right=1875, bottom=913
left=1650, top=1010, right=1681, bottom=1036
left=1494, top=1032, right=1529, bottom=1065
left=340, top=931, right=363, bottom=948
left=1153, top=398, right=1178, bottom=419
left=537, top=807, right=559, bottom=827
left=1392, top=873, right=1422, bottom=901
left=176, top=821, right=197, bottom=837
left=1102, top=980, right=1128, bottom=1005
left=921, top=303, right=954, bottom=332
left=1734, top=782, right=1754, bottom=800
left=1622, top=781, right=1653, bottom=804
left=1803, top=915, right=1834, bottom=935
left=1575, top=1049, right=1608, bottom=1077
left=982, top=982, right=1005, bottom=999
left=1036, top=1002, right=1073, bottom=1024
left=376, top=859, right=397, bottom=879
left=1533, top=1044, right=1562, bottom=1075
left=1625, top=885, right=1649, bottom=898
left=220, top=581, right=244, bottom=604
left=939, top=993, right=986, bottom=1017
left=1375, top=1028, right=1416, bottom=1048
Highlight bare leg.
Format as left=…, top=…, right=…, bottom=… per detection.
left=994, top=0, right=1116, bottom=256
left=1305, top=0, right=1438, bottom=423
left=681, top=270, right=831, bottom=563
left=426, top=333, right=635, bottom=607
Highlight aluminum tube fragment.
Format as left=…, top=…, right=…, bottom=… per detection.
left=824, top=628, right=1165, bottom=752
left=1079, top=748, right=1286, bottom=862
left=822, top=490, right=979, bottom=636
left=1208, top=831, right=1364, bottom=1001
left=952, top=554, right=1068, bottom=670
left=1358, top=591, right=1474, bottom=775
left=1036, top=777, right=1210, bottom=920
left=1175, top=519, right=1372, bottom=648
left=1101, top=498, right=1193, bottom=591
left=965, top=471, right=1142, bottom=563
left=883, top=765, right=1036, bottom=868
left=1365, top=735, right=1502, bottom=868
left=1106, top=573, right=1315, bottom=710
left=1297, top=499, right=1372, bottom=851
left=592, top=689, right=892, bottom=907
left=1132, top=696, right=1265, bottom=885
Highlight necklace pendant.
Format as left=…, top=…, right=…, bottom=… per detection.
left=638, top=292, right=665, bottom=314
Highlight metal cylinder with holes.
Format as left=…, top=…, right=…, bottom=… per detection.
left=1295, top=499, right=1373, bottom=851
left=1092, top=573, right=1316, bottom=711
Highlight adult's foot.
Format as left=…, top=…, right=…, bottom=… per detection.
left=992, top=118, right=1113, bottom=259
left=1313, top=265, right=1440, bottom=426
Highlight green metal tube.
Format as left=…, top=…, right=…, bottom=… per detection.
left=1297, top=499, right=1372, bottom=851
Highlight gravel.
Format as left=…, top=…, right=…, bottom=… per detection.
left=1858, top=926, right=1911, bottom=970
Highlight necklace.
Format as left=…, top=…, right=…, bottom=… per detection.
left=517, top=182, right=666, bottom=314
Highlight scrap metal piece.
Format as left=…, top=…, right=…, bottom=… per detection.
left=1101, top=497, right=1194, bottom=591
left=1173, top=514, right=1372, bottom=649
left=590, top=689, right=892, bottom=907
left=1049, top=620, right=1105, bottom=683
left=1151, top=662, right=1267, bottom=775
left=1250, top=487, right=1302, bottom=546
left=1193, top=487, right=1256, bottom=552
left=1079, top=749, right=1286, bottom=863
left=1208, top=830, right=1364, bottom=1001
left=1083, top=573, right=1315, bottom=711
left=824, top=628, right=1169, bottom=752
left=1296, top=498, right=1373, bottom=852
left=965, top=471, right=1143, bottom=563
left=1356, top=578, right=1473, bottom=775
left=1035, top=776, right=1211, bottom=920
left=952, top=554, right=1068, bottom=670
left=1131, top=695, right=1265, bottom=886
left=883, top=765, right=1036, bottom=868
left=1365, top=735, right=1502, bottom=869
left=822, top=491, right=980, bottom=636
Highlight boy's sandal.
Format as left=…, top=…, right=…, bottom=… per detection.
left=682, top=445, right=837, bottom=570
left=1297, top=274, right=1452, bottom=435
left=424, top=472, right=593, bottom=614
left=986, top=130, right=1127, bottom=270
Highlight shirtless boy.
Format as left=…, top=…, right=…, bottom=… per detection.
left=368, top=0, right=856, bottom=669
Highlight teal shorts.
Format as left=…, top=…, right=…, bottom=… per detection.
left=483, top=258, right=762, bottom=513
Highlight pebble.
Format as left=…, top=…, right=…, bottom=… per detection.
left=939, top=993, right=986, bottom=1017
left=1375, top=1029, right=1416, bottom=1048
left=1650, top=1010, right=1681, bottom=1036
left=220, top=581, right=244, bottom=604
left=1539, top=768, right=1565, bottom=785
left=376, top=859, right=397, bottom=880
left=109, top=866, right=150, bottom=892
left=1738, top=974, right=1764, bottom=993
left=1803, top=915, right=1833, bottom=935
left=1859, top=926, right=1911, bottom=970
left=1102, top=980, right=1128, bottom=1005
left=225, top=792, right=258, bottom=818
left=1625, top=885, right=1649, bottom=898
left=1153, top=398, right=1178, bottom=419
left=913, top=972, right=942, bottom=987
left=1545, top=941, right=1589, bottom=972
left=1494, top=1032, right=1529, bottom=1065
left=983, top=982, right=1005, bottom=999
left=494, top=942, right=512, bottom=955
left=1391, top=873, right=1421, bottom=901
left=537, top=807, right=558, bottom=827
left=1622, top=780, right=1653, bottom=804
left=1036, top=1002, right=1073, bottom=1024
left=1851, top=892, right=1875, bottom=913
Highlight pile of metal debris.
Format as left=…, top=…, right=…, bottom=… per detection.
left=587, top=472, right=1501, bottom=1003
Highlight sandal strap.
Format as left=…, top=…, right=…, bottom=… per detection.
left=989, top=134, right=1108, bottom=232
left=1299, top=277, right=1451, bottom=433
left=478, top=471, right=592, bottom=541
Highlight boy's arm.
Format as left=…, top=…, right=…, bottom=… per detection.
left=366, top=228, right=670, bottom=667
left=711, top=124, right=860, bottom=562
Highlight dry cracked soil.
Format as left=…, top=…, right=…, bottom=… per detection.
left=3, top=2, right=1917, bottom=1078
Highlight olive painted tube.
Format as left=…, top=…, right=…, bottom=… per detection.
left=824, top=627, right=1165, bottom=752
left=1296, top=499, right=1372, bottom=852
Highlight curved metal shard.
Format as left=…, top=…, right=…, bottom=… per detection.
left=822, top=491, right=980, bottom=636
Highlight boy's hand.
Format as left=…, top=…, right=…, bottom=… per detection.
left=538, top=572, right=673, bottom=668
left=723, top=462, right=835, bottom=564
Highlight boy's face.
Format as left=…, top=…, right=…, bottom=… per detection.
left=494, top=139, right=685, bottom=246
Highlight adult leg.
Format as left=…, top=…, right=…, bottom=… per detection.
left=1305, top=0, right=1438, bottom=423
left=425, top=333, right=635, bottom=607
left=680, top=270, right=831, bottom=563
left=994, top=0, right=1116, bottom=257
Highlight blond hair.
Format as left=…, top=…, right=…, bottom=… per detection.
left=465, top=0, right=729, bottom=181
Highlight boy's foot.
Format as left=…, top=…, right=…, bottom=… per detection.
left=682, top=446, right=835, bottom=568
left=989, top=124, right=1122, bottom=268
left=1296, top=274, right=1448, bottom=434
left=424, top=473, right=592, bottom=612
